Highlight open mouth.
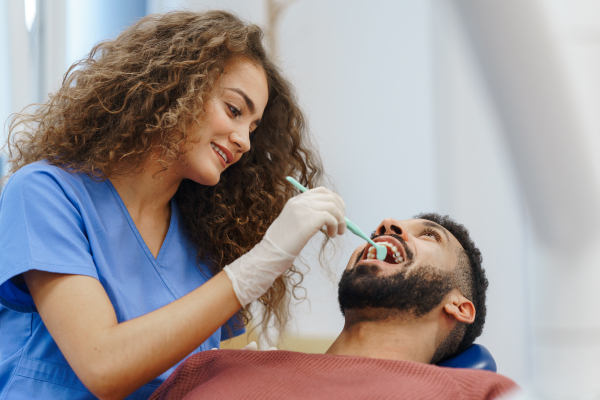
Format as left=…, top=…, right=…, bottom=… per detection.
left=362, top=236, right=407, bottom=265
left=210, top=143, right=231, bottom=166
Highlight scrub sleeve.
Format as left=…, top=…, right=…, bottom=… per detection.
left=0, top=163, right=244, bottom=400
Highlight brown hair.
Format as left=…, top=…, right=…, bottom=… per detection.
left=5, top=10, right=323, bottom=340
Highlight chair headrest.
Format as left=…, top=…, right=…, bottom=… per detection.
left=436, top=344, right=497, bottom=372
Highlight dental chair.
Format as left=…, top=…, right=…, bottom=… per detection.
left=437, top=344, right=496, bottom=372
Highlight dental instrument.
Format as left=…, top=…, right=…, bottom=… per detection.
left=285, top=177, right=387, bottom=261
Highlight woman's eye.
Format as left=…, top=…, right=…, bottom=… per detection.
left=228, top=105, right=241, bottom=117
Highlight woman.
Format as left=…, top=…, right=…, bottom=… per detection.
left=0, top=10, right=345, bottom=400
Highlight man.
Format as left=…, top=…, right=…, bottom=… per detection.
left=150, top=213, right=517, bottom=400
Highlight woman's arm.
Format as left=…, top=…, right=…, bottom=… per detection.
left=24, top=269, right=240, bottom=400
left=23, top=185, right=346, bottom=400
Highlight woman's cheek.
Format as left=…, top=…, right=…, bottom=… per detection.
left=204, top=102, right=232, bottom=134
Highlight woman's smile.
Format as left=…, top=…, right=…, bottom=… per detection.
left=178, top=57, right=269, bottom=186
left=210, top=142, right=231, bottom=167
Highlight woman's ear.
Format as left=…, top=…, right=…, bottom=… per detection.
left=443, top=291, right=475, bottom=324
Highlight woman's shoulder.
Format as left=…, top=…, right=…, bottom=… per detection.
left=7, top=161, right=87, bottom=188
left=2, top=162, right=95, bottom=204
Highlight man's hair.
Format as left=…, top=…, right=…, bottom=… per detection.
left=415, top=213, right=488, bottom=357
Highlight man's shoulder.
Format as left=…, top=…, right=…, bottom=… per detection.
left=436, top=364, right=518, bottom=397
left=152, top=350, right=518, bottom=400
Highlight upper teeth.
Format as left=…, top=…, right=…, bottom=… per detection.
left=211, top=143, right=228, bottom=163
left=366, top=241, right=404, bottom=264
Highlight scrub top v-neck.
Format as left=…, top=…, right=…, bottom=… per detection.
left=0, top=162, right=244, bottom=400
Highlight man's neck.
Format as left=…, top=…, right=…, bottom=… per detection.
left=326, top=309, right=438, bottom=364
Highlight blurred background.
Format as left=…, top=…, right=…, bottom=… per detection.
left=2, top=0, right=600, bottom=398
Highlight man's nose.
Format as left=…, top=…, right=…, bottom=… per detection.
left=229, top=130, right=251, bottom=154
left=375, top=218, right=409, bottom=241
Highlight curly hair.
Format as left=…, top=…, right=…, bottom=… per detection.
left=4, top=10, right=324, bottom=340
left=415, top=213, right=488, bottom=357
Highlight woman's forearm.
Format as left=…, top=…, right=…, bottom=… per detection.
left=25, top=270, right=241, bottom=400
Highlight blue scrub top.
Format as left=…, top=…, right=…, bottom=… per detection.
left=0, top=162, right=244, bottom=399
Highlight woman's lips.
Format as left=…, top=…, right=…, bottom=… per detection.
left=213, top=147, right=227, bottom=168
left=211, top=142, right=234, bottom=167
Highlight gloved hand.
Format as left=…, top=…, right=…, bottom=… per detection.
left=242, top=341, right=277, bottom=351
left=224, top=187, right=346, bottom=307
left=211, top=341, right=277, bottom=351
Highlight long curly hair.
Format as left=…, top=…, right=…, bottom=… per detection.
left=4, top=10, right=324, bottom=340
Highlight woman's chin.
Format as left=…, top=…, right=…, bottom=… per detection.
left=197, top=177, right=220, bottom=186
left=186, top=171, right=221, bottom=186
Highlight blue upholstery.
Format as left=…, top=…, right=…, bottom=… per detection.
left=436, top=344, right=497, bottom=372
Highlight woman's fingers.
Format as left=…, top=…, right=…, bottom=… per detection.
left=304, top=187, right=345, bottom=212
left=242, top=341, right=259, bottom=351
left=297, top=199, right=346, bottom=238
left=319, top=211, right=340, bottom=238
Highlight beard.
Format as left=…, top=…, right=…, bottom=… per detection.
left=338, top=262, right=455, bottom=319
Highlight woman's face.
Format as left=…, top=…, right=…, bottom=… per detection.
left=179, top=57, right=269, bottom=186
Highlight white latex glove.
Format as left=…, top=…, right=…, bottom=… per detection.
left=212, top=342, right=277, bottom=351
left=224, top=187, right=346, bottom=307
left=264, top=187, right=346, bottom=257
left=241, top=341, right=278, bottom=351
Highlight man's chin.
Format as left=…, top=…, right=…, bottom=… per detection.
left=338, top=263, right=454, bottom=319
left=351, top=263, right=380, bottom=276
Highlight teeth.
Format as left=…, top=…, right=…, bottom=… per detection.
left=370, top=241, right=405, bottom=264
left=211, top=143, right=228, bottom=163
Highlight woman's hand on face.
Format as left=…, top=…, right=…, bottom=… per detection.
left=265, top=187, right=346, bottom=257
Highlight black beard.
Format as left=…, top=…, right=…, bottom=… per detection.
left=338, top=263, right=454, bottom=319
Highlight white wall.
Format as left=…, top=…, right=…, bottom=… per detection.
left=0, top=1, right=11, bottom=177
left=432, top=1, right=531, bottom=385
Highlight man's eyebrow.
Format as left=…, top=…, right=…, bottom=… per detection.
left=225, top=87, right=255, bottom=114
left=421, top=221, right=450, bottom=242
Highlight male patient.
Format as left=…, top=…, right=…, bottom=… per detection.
left=150, top=213, right=517, bottom=399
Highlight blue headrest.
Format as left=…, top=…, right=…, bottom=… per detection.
left=436, top=344, right=497, bottom=372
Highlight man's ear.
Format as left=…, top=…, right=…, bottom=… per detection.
left=443, top=291, right=475, bottom=324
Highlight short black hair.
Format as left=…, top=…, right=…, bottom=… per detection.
left=415, top=213, right=488, bottom=356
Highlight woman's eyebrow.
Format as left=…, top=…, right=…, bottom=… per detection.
left=225, top=87, right=255, bottom=113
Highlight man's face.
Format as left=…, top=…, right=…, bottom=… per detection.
left=338, top=218, right=465, bottom=318
left=347, top=218, right=462, bottom=276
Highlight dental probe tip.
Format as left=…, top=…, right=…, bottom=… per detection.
left=374, top=243, right=387, bottom=261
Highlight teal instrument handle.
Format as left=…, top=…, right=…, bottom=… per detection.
left=286, top=176, right=308, bottom=193
left=285, top=177, right=387, bottom=260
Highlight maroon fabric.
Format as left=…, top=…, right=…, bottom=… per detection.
left=150, top=349, right=518, bottom=400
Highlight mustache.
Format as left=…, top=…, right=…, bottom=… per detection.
left=354, top=233, right=414, bottom=265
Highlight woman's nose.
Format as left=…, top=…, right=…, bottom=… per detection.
left=375, top=218, right=408, bottom=241
left=229, top=130, right=251, bottom=154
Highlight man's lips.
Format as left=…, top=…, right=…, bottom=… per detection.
left=361, top=236, right=407, bottom=264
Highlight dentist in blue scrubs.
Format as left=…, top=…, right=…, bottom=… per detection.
left=0, top=11, right=346, bottom=400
